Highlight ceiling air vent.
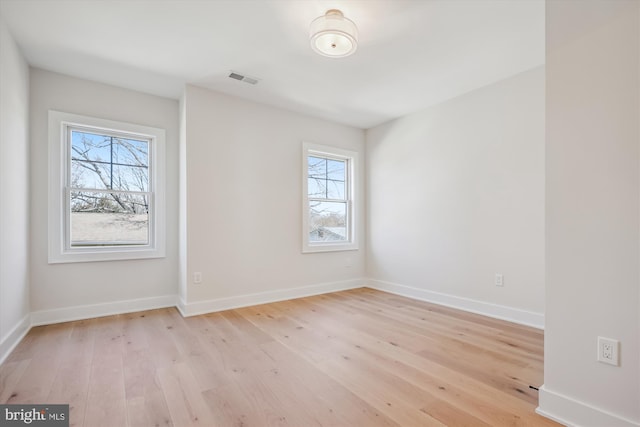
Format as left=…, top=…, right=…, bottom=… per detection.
left=228, top=71, right=259, bottom=85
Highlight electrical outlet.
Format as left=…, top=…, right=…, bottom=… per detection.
left=193, top=272, right=202, bottom=284
left=495, top=273, right=504, bottom=287
left=597, top=336, right=619, bottom=366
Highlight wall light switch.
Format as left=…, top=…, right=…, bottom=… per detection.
left=193, top=272, right=202, bottom=284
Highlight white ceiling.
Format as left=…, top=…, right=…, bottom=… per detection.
left=0, top=0, right=544, bottom=129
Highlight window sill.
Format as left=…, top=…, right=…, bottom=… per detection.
left=48, top=247, right=165, bottom=264
left=302, top=243, right=359, bottom=254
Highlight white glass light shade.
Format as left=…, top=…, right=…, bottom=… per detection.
left=310, top=9, right=358, bottom=58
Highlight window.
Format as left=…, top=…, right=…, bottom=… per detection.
left=48, top=111, right=166, bottom=263
left=302, top=142, right=358, bottom=252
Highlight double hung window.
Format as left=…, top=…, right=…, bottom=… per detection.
left=48, top=111, right=165, bottom=263
left=302, top=142, right=358, bottom=252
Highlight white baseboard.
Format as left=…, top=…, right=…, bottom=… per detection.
left=0, top=314, right=31, bottom=365
left=30, top=294, right=177, bottom=326
left=537, top=385, right=640, bottom=427
left=366, top=279, right=545, bottom=329
left=179, top=279, right=364, bottom=317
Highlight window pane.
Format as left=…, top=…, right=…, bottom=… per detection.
left=327, top=159, right=345, bottom=181
left=326, top=179, right=345, bottom=199
left=71, top=131, right=112, bottom=163
left=308, top=177, right=325, bottom=198
left=71, top=130, right=148, bottom=191
left=308, top=156, right=326, bottom=179
left=70, top=191, right=149, bottom=246
left=309, top=201, right=347, bottom=242
left=112, top=137, right=148, bottom=168
left=112, top=165, right=149, bottom=192
left=71, top=160, right=105, bottom=189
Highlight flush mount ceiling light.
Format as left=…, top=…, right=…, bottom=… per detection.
left=309, top=9, right=358, bottom=58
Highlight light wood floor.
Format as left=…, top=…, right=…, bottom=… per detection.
left=0, top=288, right=559, bottom=427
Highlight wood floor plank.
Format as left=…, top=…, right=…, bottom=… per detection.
left=0, top=359, right=30, bottom=403
left=263, top=298, right=541, bottom=425
left=157, top=362, right=216, bottom=427
left=334, top=289, right=544, bottom=360
left=142, top=309, right=187, bottom=369
left=52, top=361, right=91, bottom=427
left=126, top=394, right=173, bottom=427
left=0, top=288, right=560, bottom=427
left=2, top=323, right=70, bottom=404
left=201, top=380, right=274, bottom=427
left=257, top=340, right=400, bottom=427
left=47, top=320, right=94, bottom=427
left=83, top=316, right=128, bottom=427
left=265, top=294, right=555, bottom=425
left=123, top=347, right=173, bottom=427
left=311, top=291, right=544, bottom=403
left=242, top=299, right=485, bottom=426
left=180, top=315, right=234, bottom=391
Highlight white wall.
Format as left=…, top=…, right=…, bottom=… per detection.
left=29, top=69, right=179, bottom=321
left=366, top=67, right=545, bottom=326
left=180, top=85, right=365, bottom=313
left=541, top=1, right=640, bottom=426
left=0, top=17, right=30, bottom=361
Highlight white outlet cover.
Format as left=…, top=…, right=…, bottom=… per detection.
left=597, top=336, right=619, bottom=366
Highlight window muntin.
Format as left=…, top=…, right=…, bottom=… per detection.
left=303, top=143, right=358, bottom=252
left=48, top=111, right=166, bottom=263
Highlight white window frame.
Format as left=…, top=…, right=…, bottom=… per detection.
left=48, top=111, right=166, bottom=263
left=302, top=142, right=358, bottom=253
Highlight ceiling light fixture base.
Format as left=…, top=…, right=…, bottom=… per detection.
left=309, top=9, right=358, bottom=58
